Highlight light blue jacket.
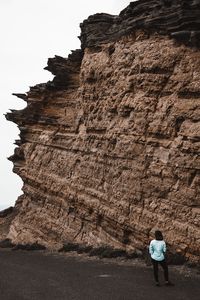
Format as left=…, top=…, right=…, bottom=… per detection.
left=149, top=239, right=166, bottom=261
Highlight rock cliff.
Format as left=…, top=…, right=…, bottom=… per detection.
left=0, top=207, right=17, bottom=241
left=2, top=0, right=200, bottom=263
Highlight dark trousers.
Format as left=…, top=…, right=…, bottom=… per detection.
left=151, top=258, right=169, bottom=282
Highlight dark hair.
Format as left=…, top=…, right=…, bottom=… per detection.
left=155, top=230, right=163, bottom=241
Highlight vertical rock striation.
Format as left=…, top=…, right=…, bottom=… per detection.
left=3, top=0, right=200, bottom=262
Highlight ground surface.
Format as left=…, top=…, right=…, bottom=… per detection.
left=0, top=250, right=199, bottom=300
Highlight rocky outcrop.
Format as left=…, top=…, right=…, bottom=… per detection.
left=2, top=0, right=200, bottom=263
left=80, top=0, right=200, bottom=49
left=0, top=207, right=16, bottom=240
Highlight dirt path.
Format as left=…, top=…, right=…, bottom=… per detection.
left=0, top=250, right=199, bottom=300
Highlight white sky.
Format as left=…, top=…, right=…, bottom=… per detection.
left=0, top=0, right=131, bottom=210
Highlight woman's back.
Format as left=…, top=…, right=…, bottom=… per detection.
left=149, top=239, right=166, bottom=261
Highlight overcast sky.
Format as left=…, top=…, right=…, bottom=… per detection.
left=0, top=0, right=131, bottom=210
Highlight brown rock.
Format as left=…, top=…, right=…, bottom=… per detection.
left=2, top=0, right=200, bottom=263
left=0, top=207, right=16, bottom=241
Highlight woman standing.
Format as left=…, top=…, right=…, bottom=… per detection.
left=149, top=230, right=174, bottom=286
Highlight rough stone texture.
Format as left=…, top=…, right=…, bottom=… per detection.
left=80, top=0, right=200, bottom=49
left=2, top=0, right=200, bottom=262
left=0, top=207, right=16, bottom=240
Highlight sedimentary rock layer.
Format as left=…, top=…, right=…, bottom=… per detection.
left=0, top=207, right=16, bottom=240
left=3, top=0, right=200, bottom=262
left=80, top=0, right=200, bottom=49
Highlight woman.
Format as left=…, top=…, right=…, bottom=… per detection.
left=149, top=230, right=174, bottom=286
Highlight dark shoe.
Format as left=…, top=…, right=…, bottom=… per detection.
left=155, top=282, right=161, bottom=287
left=165, top=281, right=174, bottom=286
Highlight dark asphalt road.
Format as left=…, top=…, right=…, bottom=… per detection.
left=0, top=250, right=199, bottom=300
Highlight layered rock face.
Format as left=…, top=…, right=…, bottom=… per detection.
left=0, top=207, right=17, bottom=241
left=4, top=0, right=200, bottom=262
